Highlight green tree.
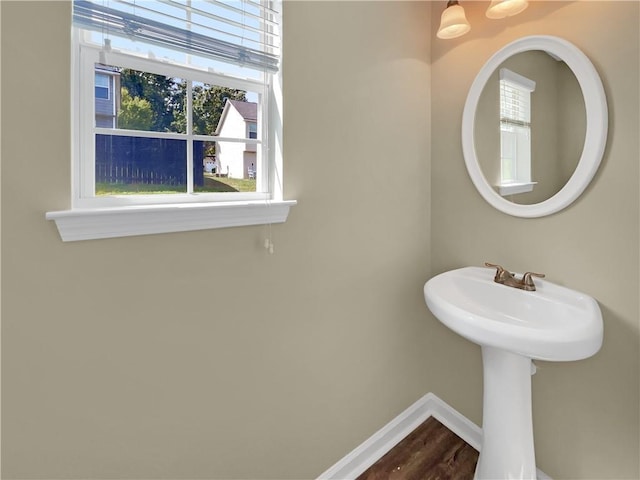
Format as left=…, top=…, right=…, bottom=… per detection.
left=119, top=69, right=183, bottom=132
left=193, top=85, right=246, bottom=136
left=118, top=87, right=154, bottom=131
left=170, top=83, right=246, bottom=137
left=118, top=68, right=248, bottom=157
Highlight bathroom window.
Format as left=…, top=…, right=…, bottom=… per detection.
left=498, top=68, right=536, bottom=196
left=47, top=0, right=294, bottom=241
left=72, top=0, right=281, bottom=208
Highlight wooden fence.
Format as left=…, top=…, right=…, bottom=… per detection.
left=95, top=134, right=204, bottom=186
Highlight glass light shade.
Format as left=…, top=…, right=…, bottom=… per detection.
left=486, top=0, right=529, bottom=19
left=437, top=4, right=471, bottom=40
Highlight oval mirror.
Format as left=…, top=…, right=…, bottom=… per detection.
left=462, top=35, right=608, bottom=218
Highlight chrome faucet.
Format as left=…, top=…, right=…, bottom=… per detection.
left=484, top=262, right=545, bottom=291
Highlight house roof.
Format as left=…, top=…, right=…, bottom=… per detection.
left=228, top=100, right=257, bottom=122
left=95, top=64, right=120, bottom=75
left=215, top=100, right=258, bottom=135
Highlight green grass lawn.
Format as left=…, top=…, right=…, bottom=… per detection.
left=97, top=174, right=256, bottom=195
left=197, top=174, right=256, bottom=192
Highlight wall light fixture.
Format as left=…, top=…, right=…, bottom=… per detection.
left=486, top=0, right=529, bottom=19
left=437, top=0, right=529, bottom=40
left=437, top=0, right=471, bottom=40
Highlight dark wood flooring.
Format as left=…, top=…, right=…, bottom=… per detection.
left=356, top=417, right=479, bottom=480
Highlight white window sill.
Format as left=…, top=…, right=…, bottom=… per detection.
left=46, top=200, right=297, bottom=242
left=497, top=182, right=537, bottom=196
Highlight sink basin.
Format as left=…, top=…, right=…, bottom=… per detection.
left=423, top=266, right=603, bottom=479
left=424, top=266, right=603, bottom=361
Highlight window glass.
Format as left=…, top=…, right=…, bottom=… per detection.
left=96, top=135, right=188, bottom=195
left=191, top=82, right=259, bottom=138
left=94, top=64, right=187, bottom=134
left=205, top=138, right=262, bottom=188
left=90, top=56, right=264, bottom=198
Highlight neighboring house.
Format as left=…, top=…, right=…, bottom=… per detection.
left=95, top=65, right=120, bottom=128
left=214, top=100, right=258, bottom=179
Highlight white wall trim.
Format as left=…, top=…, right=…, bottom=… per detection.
left=316, top=392, right=551, bottom=480
left=46, top=200, right=296, bottom=241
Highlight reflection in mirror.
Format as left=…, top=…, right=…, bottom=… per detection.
left=475, top=50, right=586, bottom=205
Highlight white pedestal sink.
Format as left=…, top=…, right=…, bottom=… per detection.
left=424, top=266, right=603, bottom=479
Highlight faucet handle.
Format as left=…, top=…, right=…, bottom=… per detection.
left=522, top=271, right=545, bottom=288
left=484, top=262, right=513, bottom=282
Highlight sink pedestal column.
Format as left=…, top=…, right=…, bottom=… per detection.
left=475, top=346, right=537, bottom=480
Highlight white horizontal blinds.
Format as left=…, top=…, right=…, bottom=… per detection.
left=500, top=68, right=535, bottom=127
left=73, top=0, right=280, bottom=72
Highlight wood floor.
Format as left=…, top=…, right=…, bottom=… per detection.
left=356, top=417, right=479, bottom=480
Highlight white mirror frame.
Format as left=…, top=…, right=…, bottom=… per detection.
left=462, top=35, right=608, bottom=218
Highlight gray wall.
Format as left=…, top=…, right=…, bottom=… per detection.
left=431, top=1, right=639, bottom=478
left=2, top=1, right=639, bottom=479
left=1, top=1, right=432, bottom=478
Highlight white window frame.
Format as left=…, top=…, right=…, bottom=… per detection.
left=47, top=22, right=294, bottom=242
left=497, top=68, right=537, bottom=196
left=76, top=42, right=272, bottom=208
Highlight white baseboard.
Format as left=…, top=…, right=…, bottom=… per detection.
left=316, top=392, right=551, bottom=480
